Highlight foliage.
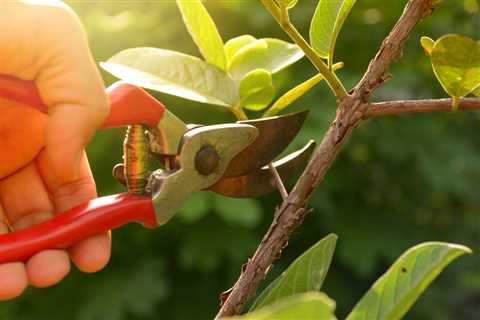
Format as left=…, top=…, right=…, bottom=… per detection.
left=101, top=0, right=304, bottom=117
left=425, top=34, right=480, bottom=109
left=310, top=0, right=358, bottom=65
left=1, top=1, right=478, bottom=320
left=265, top=62, right=343, bottom=117
left=176, top=0, right=226, bottom=70
left=346, top=243, right=471, bottom=320
left=251, top=234, right=337, bottom=311
left=228, top=293, right=336, bottom=320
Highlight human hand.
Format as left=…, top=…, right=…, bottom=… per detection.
left=0, top=0, right=110, bottom=299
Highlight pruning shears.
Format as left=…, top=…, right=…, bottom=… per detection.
left=0, top=75, right=314, bottom=264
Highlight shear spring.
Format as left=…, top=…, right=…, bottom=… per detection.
left=124, top=125, right=149, bottom=195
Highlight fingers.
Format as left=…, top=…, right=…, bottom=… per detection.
left=38, top=6, right=109, bottom=183
left=25, top=250, right=70, bottom=288
left=37, top=150, right=111, bottom=273
left=68, top=233, right=111, bottom=273
left=0, top=203, right=28, bottom=300
left=0, top=99, right=47, bottom=180
left=0, top=3, right=109, bottom=183
left=0, top=163, right=70, bottom=294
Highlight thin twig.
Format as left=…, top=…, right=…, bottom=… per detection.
left=215, top=0, right=438, bottom=318
left=268, top=163, right=288, bottom=200
left=366, top=98, right=480, bottom=118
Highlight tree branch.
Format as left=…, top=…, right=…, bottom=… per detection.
left=215, top=1, right=438, bottom=318
left=366, top=98, right=480, bottom=118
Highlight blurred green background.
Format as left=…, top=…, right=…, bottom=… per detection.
left=1, top=1, right=479, bottom=319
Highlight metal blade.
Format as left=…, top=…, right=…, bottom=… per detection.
left=209, top=140, right=316, bottom=198
left=222, top=110, right=309, bottom=178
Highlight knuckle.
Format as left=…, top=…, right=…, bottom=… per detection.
left=54, top=177, right=96, bottom=208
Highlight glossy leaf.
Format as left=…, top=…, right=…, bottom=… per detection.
left=277, top=0, right=299, bottom=9
left=239, top=69, right=275, bottom=111
left=228, top=293, right=336, bottom=320
left=420, top=36, right=435, bottom=56
left=251, top=234, right=337, bottom=311
left=176, top=0, right=227, bottom=70
left=264, top=62, right=344, bottom=117
left=310, top=0, right=358, bottom=61
left=430, top=35, right=480, bottom=109
left=101, top=48, right=238, bottom=107
left=346, top=242, right=472, bottom=320
left=225, top=35, right=257, bottom=63
left=229, top=38, right=304, bottom=81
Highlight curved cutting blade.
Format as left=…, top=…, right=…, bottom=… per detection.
left=209, top=140, right=316, bottom=198
left=222, top=110, right=309, bottom=178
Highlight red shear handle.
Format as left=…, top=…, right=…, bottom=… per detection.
left=0, top=75, right=165, bottom=128
left=0, top=194, right=157, bottom=264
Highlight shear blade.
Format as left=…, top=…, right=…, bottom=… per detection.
left=222, top=110, right=309, bottom=178
left=209, top=140, right=316, bottom=198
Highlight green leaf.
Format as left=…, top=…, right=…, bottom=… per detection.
left=176, top=0, right=227, bottom=70
left=239, top=69, right=275, bottom=111
left=420, top=36, right=435, bottom=56
left=277, top=0, right=299, bottom=9
left=227, top=293, right=336, bottom=320
left=251, top=234, right=337, bottom=311
left=310, top=0, right=358, bottom=62
left=101, top=48, right=238, bottom=107
left=430, top=35, right=480, bottom=109
left=225, top=35, right=257, bottom=63
left=346, top=242, right=472, bottom=320
left=264, top=62, right=344, bottom=117
left=228, top=38, right=304, bottom=81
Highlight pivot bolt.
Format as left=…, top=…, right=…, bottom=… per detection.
left=195, top=145, right=220, bottom=176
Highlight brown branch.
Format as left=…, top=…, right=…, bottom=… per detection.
left=366, top=98, right=480, bottom=117
left=215, top=0, right=438, bottom=318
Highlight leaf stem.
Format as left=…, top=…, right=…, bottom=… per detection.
left=260, top=0, right=348, bottom=98
left=263, top=62, right=345, bottom=117
left=231, top=105, right=249, bottom=121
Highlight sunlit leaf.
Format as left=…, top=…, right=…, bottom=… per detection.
left=176, top=0, right=227, bottom=70
left=277, top=0, right=299, bottom=9
left=225, top=35, right=257, bottom=63
left=430, top=35, right=480, bottom=109
left=264, top=62, right=344, bottom=117
left=346, top=242, right=472, bottom=320
left=102, top=48, right=238, bottom=107
left=239, top=69, right=275, bottom=111
left=251, top=234, right=337, bottom=311
left=310, top=0, right=358, bottom=62
left=420, top=36, right=435, bottom=56
left=229, top=38, right=304, bottom=81
left=228, top=293, right=336, bottom=320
